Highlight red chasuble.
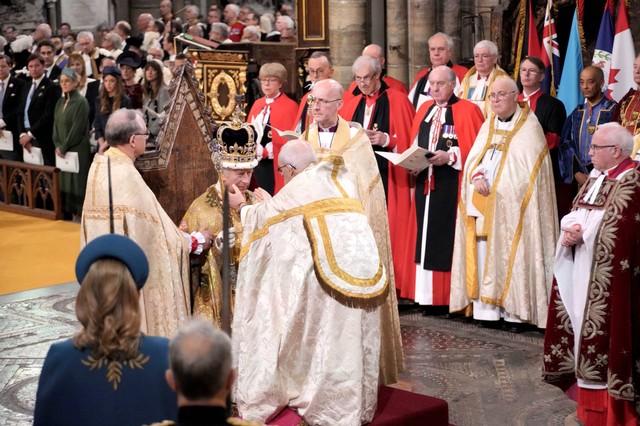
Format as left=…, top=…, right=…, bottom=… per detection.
left=339, top=85, right=415, bottom=292
left=399, top=98, right=484, bottom=300
left=248, top=93, right=298, bottom=193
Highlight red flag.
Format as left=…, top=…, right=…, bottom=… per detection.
left=608, top=0, right=637, bottom=101
left=526, top=0, right=540, bottom=58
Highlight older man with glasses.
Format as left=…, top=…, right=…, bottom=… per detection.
left=459, top=40, right=508, bottom=117
left=81, top=109, right=214, bottom=338
left=340, top=55, right=415, bottom=309
left=543, top=122, right=640, bottom=425
left=450, top=76, right=558, bottom=333
left=292, top=51, right=338, bottom=133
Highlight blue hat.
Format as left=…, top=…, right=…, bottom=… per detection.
left=75, top=234, right=149, bottom=289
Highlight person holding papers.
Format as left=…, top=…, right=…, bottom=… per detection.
left=247, top=62, right=298, bottom=194
left=399, top=66, right=484, bottom=309
left=53, top=67, right=90, bottom=221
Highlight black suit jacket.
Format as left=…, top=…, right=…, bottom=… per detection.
left=18, top=76, right=61, bottom=166
left=0, top=76, right=26, bottom=160
left=85, top=80, right=100, bottom=127
left=47, top=65, right=61, bottom=82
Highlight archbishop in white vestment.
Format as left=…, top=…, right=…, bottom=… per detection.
left=450, top=78, right=558, bottom=328
left=232, top=142, right=387, bottom=426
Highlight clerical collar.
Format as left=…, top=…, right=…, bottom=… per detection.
left=265, top=92, right=281, bottom=105
left=497, top=113, right=515, bottom=123
left=521, top=88, right=540, bottom=101
left=319, top=121, right=339, bottom=132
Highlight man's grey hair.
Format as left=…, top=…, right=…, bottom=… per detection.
left=185, top=5, right=200, bottom=16
left=309, top=51, right=333, bottom=67
left=77, top=31, right=94, bottom=42
left=429, top=32, right=454, bottom=51
left=105, top=109, right=144, bottom=146
left=225, top=4, right=240, bottom=16
left=279, top=139, right=317, bottom=171
left=352, top=55, right=381, bottom=76
left=36, top=24, right=52, bottom=39
left=210, top=23, right=230, bottom=40
left=278, top=15, right=294, bottom=29
left=492, top=76, right=518, bottom=92
left=242, top=25, right=261, bottom=39
left=169, top=318, right=232, bottom=401
left=104, top=32, right=122, bottom=48
left=474, top=40, right=498, bottom=56
left=431, top=65, right=456, bottom=83
left=596, top=122, right=635, bottom=157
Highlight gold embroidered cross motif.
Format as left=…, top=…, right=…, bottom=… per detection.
left=81, top=353, right=150, bottom=390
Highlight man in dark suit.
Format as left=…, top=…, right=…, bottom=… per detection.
left=18, top=54, right=61, bottom=166
left=36, top=40, right=61, bottom=82
left=0, top=54, right=26, bottom=161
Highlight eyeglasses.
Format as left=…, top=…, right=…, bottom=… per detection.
left=259, top=78, right=279, bottom=84
left=277, top=163, right=296, bottom=174
left=474, top=53, right=495, bottom=61
left=314, top=98, right=341, bottom=106
left=488, top=91, right=516, bottom=101
left=354, top=74, right=375, bottom=83
left=589, top=144, right=617, bottom=151
left=308, top=68, right=328, bottom=75
left=132, top=131, right=150, bottom=139
left=520, top=68, right=542, bottom=75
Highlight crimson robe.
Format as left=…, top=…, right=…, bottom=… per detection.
left=399, top=97, right=484, bottom=301
left=248, top=93, right=298, bottom=193
left=339, top=82, right=415, bottom=293
left=543, top=162, right=640, bottom=421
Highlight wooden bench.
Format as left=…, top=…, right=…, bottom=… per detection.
left=0, top=159, right=62, bottom=220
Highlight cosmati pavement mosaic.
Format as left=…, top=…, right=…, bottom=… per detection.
left=0, top=287, right=575, bottom=425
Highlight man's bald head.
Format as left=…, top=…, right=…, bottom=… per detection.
left=278, top=139, right=317, bottom=184
left=362, top=44, right=385, bottom=67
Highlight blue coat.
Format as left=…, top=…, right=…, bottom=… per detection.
left=558, top=97, right=618, bottom=183
left=34, top=335, right=178, bottom=426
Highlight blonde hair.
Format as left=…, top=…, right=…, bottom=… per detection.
left=73, top=258, right=142, bottom=360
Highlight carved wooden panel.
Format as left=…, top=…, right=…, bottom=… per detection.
left=0, top=160, right=62, bottom=220
left=297, top=0, right=330, bottom=48
left=136, top=62, right=218, bottom=224
left=189, top=50, right=250, bottom=122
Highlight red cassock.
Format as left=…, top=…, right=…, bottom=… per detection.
left=339, top=84, right=415, bottom=293
left=399, top=98, right=484, bottom=302
left=248, top=94, right=299, bottom=193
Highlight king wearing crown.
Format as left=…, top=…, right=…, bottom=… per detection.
left=179, top=105, right=263, bottom=330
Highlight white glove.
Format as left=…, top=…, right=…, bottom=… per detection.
left=256, top=143, right=264, bottom=161
left=214, top=227, right=236, bottom=251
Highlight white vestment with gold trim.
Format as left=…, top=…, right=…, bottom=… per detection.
left=233, top=160, right=384, bottom=426
left=450, top=105, right=558, bottom=327
left=81, top=148, right=191, bottom=337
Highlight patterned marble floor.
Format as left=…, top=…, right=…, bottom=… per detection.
left=0, top=285, right=575, bottom=425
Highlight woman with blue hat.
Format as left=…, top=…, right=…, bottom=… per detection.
left=53, top=66, right=91, bottom=222
left=33, top=235, right=178, bottom=426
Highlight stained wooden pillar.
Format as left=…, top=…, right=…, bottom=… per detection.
left=328, top=0, right=367, bottom=88
left=386, top=0, right=409, bottom=86
left=407, top=0, right=436, bottom=83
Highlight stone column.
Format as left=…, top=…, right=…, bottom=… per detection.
left=407, top=0, right=436, bottom=83
left=386, top=0, right=408, bottom=86
left=45, top=0, right=58, bottom=30
left=441, top=0, right=462, bottom=63
left=328, top=0, right=367, bottom=88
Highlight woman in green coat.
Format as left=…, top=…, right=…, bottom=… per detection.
left=54, top=67, right=90, bottom=221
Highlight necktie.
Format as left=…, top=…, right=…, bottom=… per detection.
left=0, top=81, right=4, bottom=120
left=24, top=82, right=36, bottom=129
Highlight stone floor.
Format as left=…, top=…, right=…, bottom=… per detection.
left=0, top=284, right=575, bottom=425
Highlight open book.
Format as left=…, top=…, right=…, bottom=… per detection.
left=375, top=145, right=434, bottom=172
left=268, top=124, right=300, bottom=142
